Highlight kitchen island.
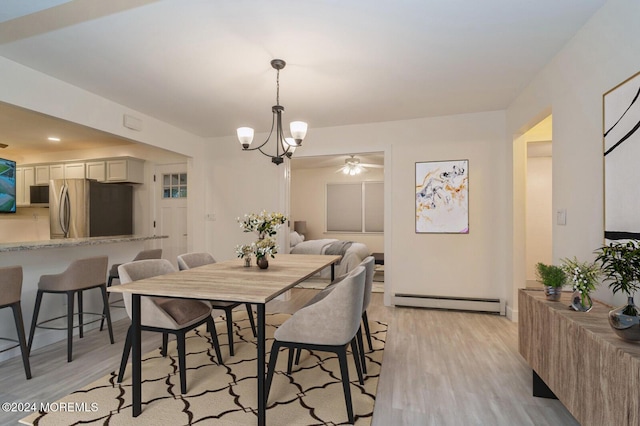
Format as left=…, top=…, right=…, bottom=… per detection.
left=0, top=235, right=167, bottom=363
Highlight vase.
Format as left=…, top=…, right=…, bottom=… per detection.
left=244, top=256, right=252, bottom=267
left=608, top=296, right=640, bottom=341
left=569, top=290, right=592, bottom=312
left=544, top=286, right=562, bottom=301
left=257, top=257, right=269, bottom=269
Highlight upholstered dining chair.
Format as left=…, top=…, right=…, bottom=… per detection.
left=0, top=266, right=31, bottom=379
left=116, top=259, right=223, bottom=395
left=27, top=256, right=113, bottom=363
left=265, top=266, right=366, bottom=424
left=100, top=248, right=163, bottom=331
left=177, top=252, right=257, bottom=356
left=296, top=256, right=376, bottom=374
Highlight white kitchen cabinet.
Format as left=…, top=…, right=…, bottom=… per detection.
left=106, top=158, right=144, bottom=183
left=49, top=164, right=65, bottom=180
left=86, top=161, right=106, bottom=181
left=15, top=166, right=35, bottom=206
left=64, top=162, right=86, bottom=179
left=34, top=165, right=50, bottom=185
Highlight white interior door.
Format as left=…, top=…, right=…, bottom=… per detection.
left=155, top=163, right=188, bottom=267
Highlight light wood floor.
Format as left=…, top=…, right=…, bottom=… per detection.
left=0, top=289, right=578, bottom=426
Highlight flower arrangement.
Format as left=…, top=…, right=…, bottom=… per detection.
left=254, top=236, right=278, bottom=260
left=235, top=244, right=254, bottom=259
left=237, top=211, right=287, bottom=238
left=236, top=211, right=287, bottom=266
left=561, top=257, right=600, bottom=310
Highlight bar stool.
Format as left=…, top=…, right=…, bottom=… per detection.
left=27, top=256, right=114, bottom=362
left=100, top=249, right=162, bottom=331
left=0, top=266, right=31, bottom=379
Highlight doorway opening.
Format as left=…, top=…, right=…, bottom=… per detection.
left=524, top=115, right=553, bottom=287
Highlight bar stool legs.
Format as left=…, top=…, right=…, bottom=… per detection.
left=27, top=285, right=114, bottom=363
left=3, top=302, right=32, bottom=379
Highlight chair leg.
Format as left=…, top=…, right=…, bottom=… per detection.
left=11, top=303, right=32, bottom=379
left=362, top=311, right=373, bottom=352
left=161, top=333, right=169, bottom=356
left=100, top=284, right=114, bottom=344
left=27, top=290, right=44, bottom=354
left=337, top=346, right=355, bottom=424
left=177, top=331, right=187, bottom=394
left=245, top=303, right=257, bottom=337
left=294, top=348, right=302, bottom=366
left=225, top=308, right=234, bottom=356
left=118, top=326, right=133, bottom=383
left=206, top=316, right=224, bottom=365
left=350, top=338, right=364, bottom=385
left=67, top=292, right=75, bottom=362
left=287, top=347, right=295, bottom=374
left=356, top=326, right=367, bottom=375
left=265, top=340, right=282, bottom=399
left=77, top=290, right=84, bottom=339
left=100, top=276, right=115, bottom=331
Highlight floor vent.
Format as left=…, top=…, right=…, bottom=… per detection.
left=394, top=293, right=504, bottom=315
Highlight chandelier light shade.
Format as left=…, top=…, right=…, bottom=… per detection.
left=237, top=59, right=308, bottom=165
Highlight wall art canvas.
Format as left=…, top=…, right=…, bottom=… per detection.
left=604, top=71, right=640, bottom=241
left=415, top=159, right=469, bottom=233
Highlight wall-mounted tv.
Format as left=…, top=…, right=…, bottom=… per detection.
left=0, top=158, right=17, bottom=213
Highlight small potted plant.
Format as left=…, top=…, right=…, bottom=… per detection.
left=536, top=262, right=567, bottom=301
left=595, top=240, right=640, bottom=341
left=561, top=257, right=600, bottom=312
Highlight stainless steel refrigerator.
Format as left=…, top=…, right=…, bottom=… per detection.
left=50, top=178, right=133, bottom=239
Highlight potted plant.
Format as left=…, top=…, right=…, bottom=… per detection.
left=595, top=240, right=640, bottom=341
left=561, top=257, right=600, bottom=312
left=536, top=262, right=567, bottom=301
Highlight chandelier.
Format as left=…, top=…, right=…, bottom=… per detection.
left=236, top=59, right=308, bottom=165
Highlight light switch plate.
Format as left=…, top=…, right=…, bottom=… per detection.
left=557, top=209, right=567, bottom=226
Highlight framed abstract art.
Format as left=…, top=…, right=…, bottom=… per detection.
left=604, top=70, right=640, bottom=241
left=415, top=159, right=469, bottom=233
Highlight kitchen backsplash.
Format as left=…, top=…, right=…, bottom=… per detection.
left=0, top=207, right=50, bottom=243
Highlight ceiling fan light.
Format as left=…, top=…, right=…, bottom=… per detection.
left=289, top=121, right=307, bottom=144
left=237, top=127, right=254, bottom=149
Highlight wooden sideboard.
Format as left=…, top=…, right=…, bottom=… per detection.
left=519, top=289, right=640, bottom=426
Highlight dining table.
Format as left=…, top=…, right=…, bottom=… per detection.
left=108, top=253, right=341, bottom=426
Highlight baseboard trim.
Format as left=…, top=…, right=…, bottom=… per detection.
left=394, top=293, right=504, bottom=315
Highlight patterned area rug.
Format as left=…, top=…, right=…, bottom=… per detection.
left=21, top=312, right=387, bottom=425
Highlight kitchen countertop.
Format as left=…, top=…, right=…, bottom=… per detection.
left=0, top=235, right=168, bottom=252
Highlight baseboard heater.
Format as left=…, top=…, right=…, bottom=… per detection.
left=394, top=293, right=504, bottom=315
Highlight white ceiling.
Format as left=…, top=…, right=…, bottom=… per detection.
left=0, top=0, right=607, bottom=147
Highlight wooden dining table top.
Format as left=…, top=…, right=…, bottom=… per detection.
left=107, top=254, right=341, bottom=304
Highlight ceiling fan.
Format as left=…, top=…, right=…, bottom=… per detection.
left=336, top=155, right=383, bottom=175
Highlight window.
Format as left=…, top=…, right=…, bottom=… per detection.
left=162, top=173, right=187, bottom=198
left=326, top=182, right=383, bottom=232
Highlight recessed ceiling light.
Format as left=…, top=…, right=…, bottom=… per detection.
left=48, top=137, right=61, bottom=142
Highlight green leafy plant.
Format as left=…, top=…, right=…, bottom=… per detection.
left=595, top=240, right=640, bottom=296
left=535, top=262, right=567, bottom=288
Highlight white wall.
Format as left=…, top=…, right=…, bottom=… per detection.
left=291, top=165, right=384, bottom=253
left=507, top=0, right=640, bottom=309
left=210, top=111, right=510, bottom=307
